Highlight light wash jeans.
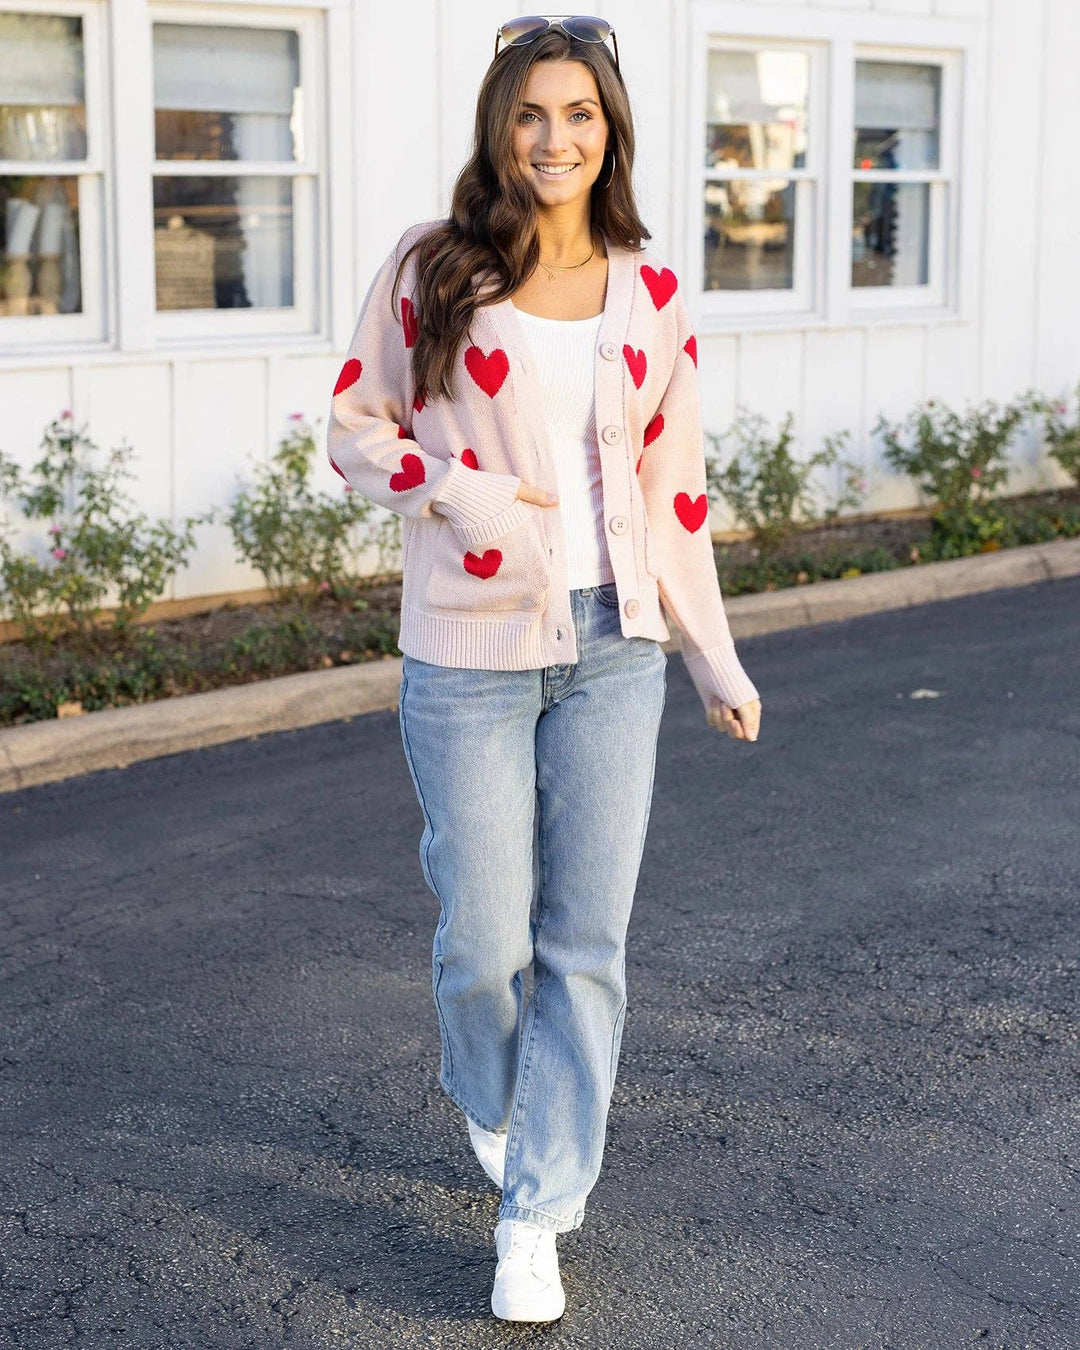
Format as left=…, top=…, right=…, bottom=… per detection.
left=397, top=582, right=667, bottom=1233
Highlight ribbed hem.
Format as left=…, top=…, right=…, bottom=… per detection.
left=430, top=459, right=529, bottom=546
left=453, top=500, right=533, bottom=548
left=399, top=603, right=551, bottom=668
left=684, top=641, right=760, bottom=711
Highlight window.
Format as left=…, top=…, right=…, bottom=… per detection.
left=703, top=41, right=820, bottom=316
left=689, top=4, right=977, bottom=329
left=0, top=5, right=103, bottom=343
left=0, top=4, right=324, bottom=354
left=151, top=12, right=320, bottom=339
left=850, top=56, right=953, bottom=309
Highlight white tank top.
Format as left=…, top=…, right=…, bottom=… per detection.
left=512, top=304, right=614, bottom=590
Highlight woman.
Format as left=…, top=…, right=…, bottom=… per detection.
left=326, top=14, right=762, bottom=1324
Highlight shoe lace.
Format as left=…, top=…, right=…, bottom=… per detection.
left=505, top=1222, right=545, bottom=1257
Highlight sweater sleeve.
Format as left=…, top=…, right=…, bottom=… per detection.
left=326, top=238, right=533, bottom=548
left=638, top=288, right=760, bottom=714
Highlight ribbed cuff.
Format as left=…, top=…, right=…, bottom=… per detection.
left=431, top=458, right=531, bottom=546
left=684, top=642, right=760, bottom=712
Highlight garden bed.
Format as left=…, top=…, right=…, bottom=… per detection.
left=2, top=485, right=1078, bottom=729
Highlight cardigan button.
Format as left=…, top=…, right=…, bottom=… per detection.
left=608, top=515, right=629, bottom=534
left=601, top=425, right=622, bottom=444
left=600, top=341, right=618, bottom=360
left=624, top=598, right=640, bottom=618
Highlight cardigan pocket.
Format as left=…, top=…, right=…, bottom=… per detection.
left=423, top=510, right=550, bottom=614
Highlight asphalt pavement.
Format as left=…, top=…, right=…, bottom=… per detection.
left=1, top=576, right=1077, bottom=1349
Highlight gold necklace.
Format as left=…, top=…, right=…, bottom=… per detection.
left=537, top=241, right=595, bottom=282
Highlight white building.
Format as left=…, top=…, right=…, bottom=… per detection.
left=1, top=0, right=1076, bottom=609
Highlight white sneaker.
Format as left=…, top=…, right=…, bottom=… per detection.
left=467, top=1116, right=507, bottom=1189
left=490, top=1218, right=565, bottom=1322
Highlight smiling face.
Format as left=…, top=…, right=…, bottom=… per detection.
left=512, top=59, right=610, bottom=204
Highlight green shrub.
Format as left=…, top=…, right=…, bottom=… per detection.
left=715, top=543, right=901, bottom=596
left=1033, top=384, right=1080, bottom=486
left=225, top=414, right=398, bottom=606
left=705, top=409, right=866, bottom=557
left=873, top=395, right=1030, bottom=508
left=0, top=412, right=208, bottom=650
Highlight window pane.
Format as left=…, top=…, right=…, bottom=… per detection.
left=0, top=13, right=86, bottom=161
left=0, top=176, right=81, bottom=315
left=153, top=177, right=294, bottom=310
left=706, top=48, right=808, bottom=171
left=153, top=24, right=301, bottom=162
left=704, top=180, right=795, bottom=291
left=854, top=61, right=940, bottom=171
left=852, top=182, right=930, bottom=287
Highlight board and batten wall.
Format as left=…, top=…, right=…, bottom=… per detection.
left=0, top=0, right=1077, bottom=605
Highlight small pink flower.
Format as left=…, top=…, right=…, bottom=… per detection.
left=48, top=524, right=62, bottom=536
left=289, top=411, right=305, bottom=421
left=343, top=484, right=353, bottom=493
left=855, top=477, right=868, bottom=491
left=52, top=546, right=67, bottom=560
left=1057, top=403, right=1068, bottom=415
left=319, top=580, right=331, bottom=592
left=971, top=467, right=982, bottom=479
left=59, top=408, right=72, bottom=420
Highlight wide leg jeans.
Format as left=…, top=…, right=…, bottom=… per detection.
left=397, top=581, right=667, bottom=1233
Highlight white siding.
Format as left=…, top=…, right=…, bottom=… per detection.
left=0, top=0, right=1075, bottom=602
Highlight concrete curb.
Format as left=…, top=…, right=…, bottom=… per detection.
left=2, top=535, right=1078, bottom=795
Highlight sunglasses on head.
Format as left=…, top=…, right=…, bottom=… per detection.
left=494, top=14, right=619, bottom=72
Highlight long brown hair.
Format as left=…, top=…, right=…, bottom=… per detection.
left=390, top=26, right=652, bottom=404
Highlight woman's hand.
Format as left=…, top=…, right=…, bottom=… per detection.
left=516, top=480, right=559, bottom=507
left=707, top=696, right=761, bottom=742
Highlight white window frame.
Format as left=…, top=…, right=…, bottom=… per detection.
left=0, top=0, right=345, bottom=361
left=686, top=2, right=985, bottom=334
left=149, top=2, right=323, bottom=344
left=698, top=35, right=825, bottom=322
left=0, top=0, right=108, bottom=348
left=848, top=47, right=959, bottom=315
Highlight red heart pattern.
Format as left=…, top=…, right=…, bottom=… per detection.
left=413, top=393, right=425, bottom=413
left=641, top=265, right=677, bottom=311
left=460, top=448, right=479, bottom=470
left=683, top=335, right=697, bottom=367
left=334, top=359, right=362, bottom=395
left=635, top=454, right=642, bottom=475
left=674, top=491, right=708, bottom=533
left=465, top=346, right=510, bottom=398
left=624, top=345, right=647, bottom=389
left=329, top=456, right=348, bottom=482
left=464, top=548, right=502, bottom=579
left=397, top=424, right=407, bottom=438
left=389, top=453, right=426, bottom=492
left=401, top=296, right=418, bottom=348
left=644, top=412, right=664, bottom=447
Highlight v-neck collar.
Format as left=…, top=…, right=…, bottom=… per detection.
left=483, top=229, right=635, bottom=369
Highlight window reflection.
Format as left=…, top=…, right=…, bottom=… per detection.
left=153, top=177, right=293, bottom=310
left=852, top=182, right=929, bottom=288
left=705, top=48, right=808, bottom=171
left=854, top=61, right=940, bottom=172
left=0, top=176, right=82, bottom=316
left=153, top=23, right=301, bottom=162
left=0, top=12, right=86, bottom=161
left=704, top=180, right=795, bottom=291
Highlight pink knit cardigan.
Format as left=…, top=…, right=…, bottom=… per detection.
left=326, top=218, right=759, bottom=714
